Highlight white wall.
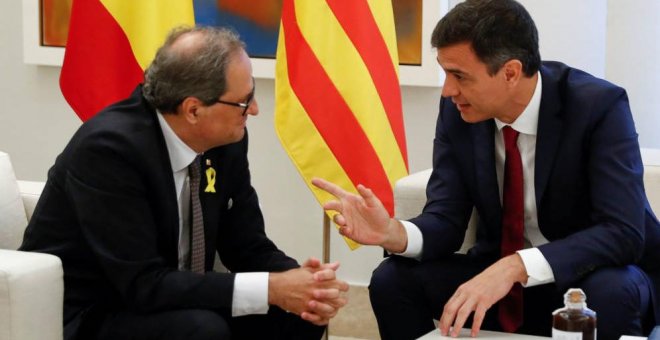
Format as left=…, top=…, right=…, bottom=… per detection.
left=1, top=1, right=659, bottom=286
left=606, top=0, right=660, bottom=150
left=520, top=0, right=607, bottom=78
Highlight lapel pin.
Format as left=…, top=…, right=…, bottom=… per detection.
left=205, top=166, right=217, bottom=193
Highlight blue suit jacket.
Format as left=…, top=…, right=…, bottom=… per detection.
left=409, top=61, right=660, bottom=321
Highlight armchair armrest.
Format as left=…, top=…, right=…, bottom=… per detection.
left=393, top=169, right=478, bottom=254
left=0, top=249, right=63, bottom=340
left=17, top=180, right=45, bottom=222
left=644, top=164, right=660, bottom=214
left=393, top=169, right=432, bottom=220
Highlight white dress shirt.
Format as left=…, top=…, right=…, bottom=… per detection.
left=156, top=113, right=268, bottom=316
left=399, top=73, right=555, bottom=286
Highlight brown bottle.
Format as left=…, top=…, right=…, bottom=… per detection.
left=552, top=288, right=597, bottom=340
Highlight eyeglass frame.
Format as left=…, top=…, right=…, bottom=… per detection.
left=215, top=88, right=254, bottom=116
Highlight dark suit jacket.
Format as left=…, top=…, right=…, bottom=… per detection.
left=20, top=86, right=298, bottom=338
left=409, top=61, right=660, bottom=321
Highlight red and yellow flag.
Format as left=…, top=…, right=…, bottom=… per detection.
left=60, top=0, right=194, bottom=121
left=274, top=0, right=408, bottom=249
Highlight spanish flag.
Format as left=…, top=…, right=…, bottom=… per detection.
left=274, top=0, right=408, bottom=249
left=60, top=0, right=194, bottom=121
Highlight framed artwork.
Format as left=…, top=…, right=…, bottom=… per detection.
left=23, top=0, right=449, bottom=86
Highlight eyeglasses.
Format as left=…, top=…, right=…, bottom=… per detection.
left=216, top=95, right=253, bottom=116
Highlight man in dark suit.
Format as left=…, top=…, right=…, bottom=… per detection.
left=21, top=26, right=348, bottom=340
left=313, top=1, right=659, bottom=339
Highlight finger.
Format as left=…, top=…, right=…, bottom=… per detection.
left=322, top=200, right=342, bottom=212
left=471, top=305, right=487, bottom=338
left=308, top=300, right=337, bottom=318
left=300, top=312, right=328, bottom=326
left=320, top=261, right=340, bottom=271
left=312, top=178, right=349, bottom=199
left=313, top=269, right=336, bottom=281
left=302, top=257, right=321, bottom=268
left=333, top=214, right=346, bottom=226
left=324, top=296, right=348, bottom=309
left=451, top=293, right=480, bottom=338
left=451, top=303, right=471, bottom=337
left=313, top=288, right=340, bottom=300
left=338, top=226, right=353, bottom=238
left=439, top=295, right=461, bottom=336
left=356, top=184, right=381, bottom=207
left=438, top=309, right=454, bottom=336
left=336, top=280, right=350, bottom=292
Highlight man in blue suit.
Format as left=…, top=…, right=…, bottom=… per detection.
left=313, top=0, right=659, bottom=339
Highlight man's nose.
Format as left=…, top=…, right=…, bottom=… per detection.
left=441, top=77, right=459, bottom=98
left=247, top=97, right=259, bottom=116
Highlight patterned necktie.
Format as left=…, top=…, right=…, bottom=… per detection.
left=189, top=156, right=205, bottom=274
left=499, top=126, right=524, bottom=332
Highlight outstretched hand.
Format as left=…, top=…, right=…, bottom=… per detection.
left=311, top=178, right=407, bottom=252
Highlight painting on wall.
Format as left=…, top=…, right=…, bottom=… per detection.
left=40, top=0, right=422, bottom=65
left=27, top=0, right=447, bottom=85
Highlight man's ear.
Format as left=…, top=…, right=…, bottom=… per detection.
left=179, top=97, right=202, bottom=123
left=502, top=59, right=524, bottom=85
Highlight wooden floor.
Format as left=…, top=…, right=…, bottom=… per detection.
left=327, top=285, right=380, bottom=340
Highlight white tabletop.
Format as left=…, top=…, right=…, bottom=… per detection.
left=418, top=329, right=647, bottom=340
left=418, top=329, right=550, bottom=339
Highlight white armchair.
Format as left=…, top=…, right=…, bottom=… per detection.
left=0, top=151, right=63, bottom=340
left=393, top=164, right=660, bottom=254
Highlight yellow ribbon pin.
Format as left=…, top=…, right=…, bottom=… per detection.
left=205, top=167, right=216, bottom=193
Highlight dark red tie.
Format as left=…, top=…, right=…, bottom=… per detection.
left=499, top=126, right=524, bottom=332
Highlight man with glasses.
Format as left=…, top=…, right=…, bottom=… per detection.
left=21, top=26, right=348, bottom=340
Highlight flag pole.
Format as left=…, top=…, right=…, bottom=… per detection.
left=322, top=213, right=331, bottom=264
left=322, top=212, right=331, bottom=340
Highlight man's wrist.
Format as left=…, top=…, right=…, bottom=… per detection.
left=267, top=272, right=281, bottom=306
left=509, top=253, right=529, bottom=284
left=381, top=219, right=408, bottom=253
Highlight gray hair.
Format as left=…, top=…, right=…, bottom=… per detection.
left=143, top=26, right=246, bottom=113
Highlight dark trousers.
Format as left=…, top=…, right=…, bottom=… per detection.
left=369, top=255, right=654, bottom=340
left=87, top=305, right=324, bottom=340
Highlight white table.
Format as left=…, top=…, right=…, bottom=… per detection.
left=418, top=329, right=647, bottom=340
left=418, top=329, right=549, bottom=339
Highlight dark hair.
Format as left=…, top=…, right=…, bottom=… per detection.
left=431, top=0, right=540, bottom=76
left=143, top=26, right=246, bottom=113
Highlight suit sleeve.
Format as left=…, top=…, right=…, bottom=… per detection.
left=538, top=88, right=646, bottom=290
left=409, top=98, right=475, bottom=261
left=215, top=133, right=298, bottom=273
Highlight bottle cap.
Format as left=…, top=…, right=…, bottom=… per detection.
left=564, top=288, right=587, bottom=309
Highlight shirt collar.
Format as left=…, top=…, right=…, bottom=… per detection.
left=494, top=72, right=542, bottom=136
left=156, top=111, right=198, bottom=173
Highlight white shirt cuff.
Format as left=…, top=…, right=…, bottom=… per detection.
left=231, top=272, right=269, bottom=317
left=392, top=220, right=423, bottom=260
left=517, top=248, right=555, bottom=287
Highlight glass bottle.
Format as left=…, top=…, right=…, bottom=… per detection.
left=552, top=288, right=597, bottom=340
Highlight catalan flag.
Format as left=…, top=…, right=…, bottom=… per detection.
left=274, top=0, right=408, bottom=249
left=60, top=0, right=194, bottom=121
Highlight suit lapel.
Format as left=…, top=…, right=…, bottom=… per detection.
left=138, top=92, right=181, bottom=265
left=155, top=138, right=180, bottom=263
left=535, top=67, right=564, bottom=207
left=199, top=149, right=228, bottom=264
left=471, top=120, right=502, bottom=218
